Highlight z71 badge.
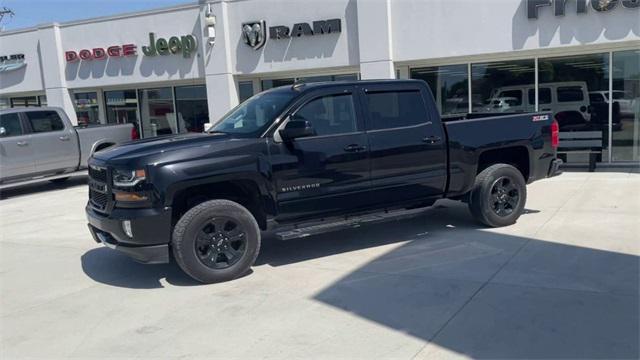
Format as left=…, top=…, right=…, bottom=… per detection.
left=532, top=115, right=550, bottom=122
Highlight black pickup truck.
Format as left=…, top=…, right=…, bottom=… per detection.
left=86, top=80, right=561, bottom=283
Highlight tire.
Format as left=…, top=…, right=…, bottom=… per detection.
left=468, top=164, right=527, bottom=227
left=49, top=177, right=70, bottom=184
left=172, top=199, right=261, bottom=284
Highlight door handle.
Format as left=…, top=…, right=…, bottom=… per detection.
left=16, top=141, right=28, bottom=147
left=344, top=144, right=366, bottom=152
left=422, top=136, right=442, bottom=144
left=59, top=135, right=70, bottom=141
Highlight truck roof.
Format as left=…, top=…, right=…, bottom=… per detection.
left=0, top=106, right=66, bottom=115
left=265, top=79, right=426, bottom=93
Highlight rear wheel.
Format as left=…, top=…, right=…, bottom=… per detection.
left=172, top=200, right=261, bottom=283
left=468, top=164, right=526, bottom=227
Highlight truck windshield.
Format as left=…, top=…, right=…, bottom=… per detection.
left=208, top=91, right=294, bottom=137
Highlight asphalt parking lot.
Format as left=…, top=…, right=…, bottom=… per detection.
left=1, top=170, right=639, bottom=359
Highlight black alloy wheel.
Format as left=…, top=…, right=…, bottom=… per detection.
left=195, top=217, right=247, bottom=269
left=172, top=199, right=261, bottom=283
left=468, top=163, right=527, bottom=227
left=489, top=176, right=520, bottom=217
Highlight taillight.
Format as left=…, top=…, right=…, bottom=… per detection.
left=551, top=119, right=559, bottom=149
left=131, top=126, right=139, bottom=140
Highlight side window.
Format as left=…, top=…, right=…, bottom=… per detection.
left=365, top=90, right=428, bottom=130
left=295, top=94, right=358, bottom=136
left=0, top=113, right=24, bottom=137
left=557, top=86, right=584, bottom=102
left=25, top=111, right=65, bottom=133
left=527, top=88, right=552, bottom=105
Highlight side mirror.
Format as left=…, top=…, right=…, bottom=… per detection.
left=279, top=119, right=315, bottom=141
left=0, top=127, right=6, bottom=137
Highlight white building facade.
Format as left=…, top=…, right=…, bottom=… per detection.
left=0, top=0, right=638, bottom=164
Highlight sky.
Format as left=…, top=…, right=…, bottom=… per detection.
left=0, top=0, right=195, bottom=31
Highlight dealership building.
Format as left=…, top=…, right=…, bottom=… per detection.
left=0, top=0, right=638, bottom=164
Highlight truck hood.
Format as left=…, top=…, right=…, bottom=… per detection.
left=92, top=132, right=236, bottom=164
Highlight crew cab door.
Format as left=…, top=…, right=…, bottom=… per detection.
left=269, top=86, right=371, bottom=221
left=23, top=110, right=79, bottom=174
left=0, top=112, right=35, bottom=181
left=359, top=83, right=447, bottom=204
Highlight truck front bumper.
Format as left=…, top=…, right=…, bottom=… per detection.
left=86, top=204, right=172, bottom=264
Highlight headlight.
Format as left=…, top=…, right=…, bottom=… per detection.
left=112, top=168, right=146, bottom=187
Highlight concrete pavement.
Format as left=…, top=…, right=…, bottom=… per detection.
left=1, top=170, right=638, bottom=359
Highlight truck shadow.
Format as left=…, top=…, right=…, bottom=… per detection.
left=79, top=200, right=639, bottom=358
left=0, top=175, right=88, bottom=200
left=80, top=248, right=201, bottom=288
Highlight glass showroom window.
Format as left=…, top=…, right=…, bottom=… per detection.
left=105, top=90, right=139, bottom=130
left=139, top=87, right=177, bottom=138
left=472, top=59, right=535, bottom=114
left=261, top=74, right=359, bottom=91
left=10, top=96, right=40, bottom=107
left=262, top=78, right=295, bottom=91
left=175, top=85, right=209, bottom=133
left=238, top=81, right=254, bottom=103
left=73, top=92, right=100, bottom=126
left=539, top=53, right=609, bottom=163
left=611, top=50, right=640, bottom=162
left=411, top=65, right=469, bottom=117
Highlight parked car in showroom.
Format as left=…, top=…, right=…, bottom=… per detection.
left=0, top=107, right=136, bottom=189
left=86, top=80, right=561, bottom=284
left=589, top=90, right=637, bottom=118
left=486, top=81, right=592, bottom=130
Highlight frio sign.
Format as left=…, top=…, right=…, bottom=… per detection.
left=528, top=0, right=639, bottom=19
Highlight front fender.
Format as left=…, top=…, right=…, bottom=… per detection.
left=155, top=154, right=275, bottom=212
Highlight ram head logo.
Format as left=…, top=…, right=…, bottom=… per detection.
left=242, top=20, right=266, bottom=50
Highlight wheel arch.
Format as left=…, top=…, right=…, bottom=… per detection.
left=476, top=146, right=530, bottom=182
left=168, top=175, right=274, bottom=230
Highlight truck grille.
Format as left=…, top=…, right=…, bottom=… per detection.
left=89, top=189, right=109, bottom=210
left=88, top=165, right=110, bottom=212
left=89, top=165, right=107, bottom=182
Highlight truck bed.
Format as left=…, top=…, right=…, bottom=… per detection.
left=444, top=112, right=555, bottom=196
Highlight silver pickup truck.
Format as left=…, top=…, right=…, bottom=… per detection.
left=0, top=107, right=134, bottom=189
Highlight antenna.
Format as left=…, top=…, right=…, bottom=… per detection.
left=292, top=79, right=306, bottom=91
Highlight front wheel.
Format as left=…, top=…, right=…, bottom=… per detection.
left=172, top=200, right=261, bottom=283
left=468, top=164, right=527, bottom=227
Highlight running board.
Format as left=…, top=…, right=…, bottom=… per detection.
left=274, top=207, right=429, bottom=241
left=0, top=170, right=87, bottom=190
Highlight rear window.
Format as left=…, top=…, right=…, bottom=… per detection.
left=0, top=113, right=24, bottom=137
left=25, top=111, right=65, bottom=133
left=365, top=90, right=429, bottom=130
left=557, top=86, right=584, bottom=102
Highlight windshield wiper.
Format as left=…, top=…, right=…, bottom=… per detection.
left=207, top=130, right=228, bottom=135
